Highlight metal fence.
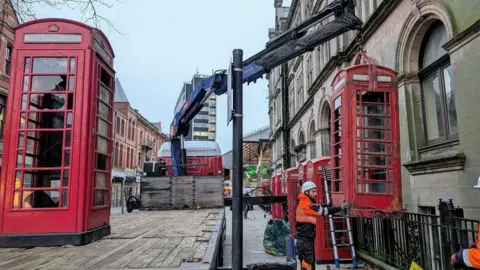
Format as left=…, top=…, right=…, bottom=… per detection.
left=352, top=200, right=479, bottom=270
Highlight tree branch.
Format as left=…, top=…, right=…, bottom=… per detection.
left=8, top=0, right=124, bottom=34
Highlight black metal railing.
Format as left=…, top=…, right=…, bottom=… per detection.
left=352, top=200, right=479, bottom=270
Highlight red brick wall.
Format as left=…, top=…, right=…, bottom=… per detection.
left=113, top=102, right=165, bottom=170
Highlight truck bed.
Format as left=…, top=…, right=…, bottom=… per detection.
left=0, top=209, right=222, bottom=269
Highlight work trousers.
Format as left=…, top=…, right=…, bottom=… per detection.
left=296, top=237, right=315, bottom=270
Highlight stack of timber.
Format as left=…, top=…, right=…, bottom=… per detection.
left=141, top=175, right=224, bottom=210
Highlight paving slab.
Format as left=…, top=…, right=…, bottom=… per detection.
left=0, top=209, right=222, bottom=270
left=220, top=206, right=362, bottom=270
left=222, top=206, right=287, bottom=267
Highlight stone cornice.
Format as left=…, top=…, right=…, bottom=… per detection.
left=272, top=126, right=284, bottom=140
left=397, top=73, right=420, bottom=86
left=403, top=152, right=466, bottom=176
left=443, top=19, right=480, bottom=53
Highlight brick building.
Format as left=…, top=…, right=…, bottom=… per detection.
left=268, top=0, right=480, bottom=217
left=111, top=78, right=167, bottom=206
left=0, top=0, right=17, bottom=170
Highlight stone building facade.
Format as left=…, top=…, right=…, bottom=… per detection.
left=268, top=0, right=480, bottom=217
left=0, top=0, right=17, bottom=170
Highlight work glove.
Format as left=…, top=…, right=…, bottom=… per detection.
left=340, top=201, right=352, bottom=210
left=450, top=253, right=457, bottom=265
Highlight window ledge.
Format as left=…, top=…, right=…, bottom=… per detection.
left=418, top=138, right=459, bottom=154
left=294, top=143, right=306, bottom=153
left=403, top=151, right=466, bottom=176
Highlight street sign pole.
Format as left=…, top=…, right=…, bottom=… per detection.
left=231, top=48, right=244, bottom=270
left=227, top=59, right=233, bottom=126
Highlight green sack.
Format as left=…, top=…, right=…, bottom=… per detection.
left=263, top=219, right=291, bottom=256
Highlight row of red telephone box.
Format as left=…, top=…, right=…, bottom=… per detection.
left=269, top=157, right=350, bottom=263
left=267, top=156, right=403, bottom=263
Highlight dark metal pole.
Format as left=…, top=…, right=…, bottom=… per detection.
left=232, top=48, right=244, bottom=270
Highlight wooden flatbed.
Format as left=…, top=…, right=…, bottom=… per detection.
left=0, top=208, right=222, bottom=270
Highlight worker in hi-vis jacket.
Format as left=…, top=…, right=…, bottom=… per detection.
left=450, top=177, right=480, bottom=269
left=295, top=181, right=352, bottom=270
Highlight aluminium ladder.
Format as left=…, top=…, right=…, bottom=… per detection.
left=322, top=166, right=358, bottom=268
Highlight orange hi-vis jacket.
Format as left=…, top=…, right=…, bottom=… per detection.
left=455, top=223, right=480, bottom=269
left=295, top=193, right=341, bottom=240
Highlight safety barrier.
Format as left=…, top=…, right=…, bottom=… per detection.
left=353, top=200, right=479, bottom=270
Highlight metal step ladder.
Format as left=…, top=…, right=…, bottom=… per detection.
left=322, top=166, right=358, bottom=268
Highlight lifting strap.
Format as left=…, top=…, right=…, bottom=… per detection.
left=353, top=33, right=378, bottom=93
left=322, top=166, right=358, bottom=268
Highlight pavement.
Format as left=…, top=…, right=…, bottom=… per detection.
left=221, top=206, right=361, bottom=270
left=110, top=206, right=140, bottom=216
left=222, top=206, right=288, bottom=267
left=110, top=206, right=123, bottom=216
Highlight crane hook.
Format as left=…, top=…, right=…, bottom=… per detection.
left=355, top=32, right=365, bottom=52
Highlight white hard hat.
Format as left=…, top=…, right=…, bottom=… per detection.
left=474, top=176, right=480, bottom=189
left=301, top=181, right=317, bottom=193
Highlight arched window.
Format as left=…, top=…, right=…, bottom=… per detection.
left=121, top=119, right=125, bottom=136
left=126, top=147, right=130, bottom=169
left=116, top=116, right=120, bottom=133
left=298, top=131, right=305, bottom=145
left=130, top=151, right=134, bottom=169
left=128, top=119, right=132, bottom=140
left=290, top=139, right=296, bottom=167
left=308, top=121, right=316, bottom=159
left=115, top=142, right=119, bottom=166
left=297, top=131, right=306, bottom=163
left=119, top=144, right=124, bottom=167
left=132, top=121, right=136, bottom=141
left=318, top=101, right=331, bottom=156
left=419, top=21, right=457, bottom=143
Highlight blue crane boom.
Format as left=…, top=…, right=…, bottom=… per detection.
left=169, top=0, right=362, bottom=176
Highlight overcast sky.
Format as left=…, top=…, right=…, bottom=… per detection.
left=34, top=0, right=276, bottom=154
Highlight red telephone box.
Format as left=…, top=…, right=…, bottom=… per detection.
left=285, top=167, right=299, bottom=236
left=306, top=157, right=351, bottom=263
left=271, top=172, right=282, bottom=219
left=330, top=51, right=402, bottom=217
left=270, top=173, right=277, bottom=218
left=0, top=19, right=115, bottom=247
left=297, top=161, right=307, bottom=186
left=259, top=180, right=270, bottom=196
left=280, top=171, right=287, bottom=195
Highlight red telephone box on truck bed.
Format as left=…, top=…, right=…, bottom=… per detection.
left=157, top=141, right=223, bottom=176
left=0, top=18, right=115, bottom=247
left=330, top=52, right=402, bottom=217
